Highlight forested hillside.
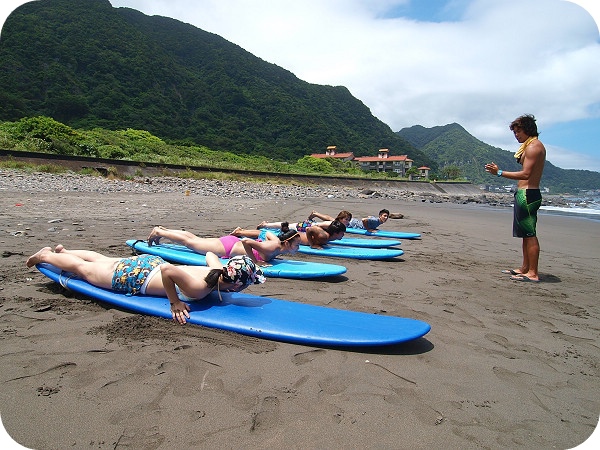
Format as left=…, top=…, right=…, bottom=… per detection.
left=398, top=124, right=600, bottom=192
left=0, top=0, right=432, bottom=167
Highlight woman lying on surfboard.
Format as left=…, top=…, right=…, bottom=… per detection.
left=232, top=219, right=347, bottom=250
left=147, top=223, right=301, bottom=265
left=257, top=210, right=352, bottom=232
left=27, top=245, right=265, bottom=325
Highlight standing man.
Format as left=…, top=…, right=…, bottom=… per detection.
left=485, top=114, right=546, bottom=282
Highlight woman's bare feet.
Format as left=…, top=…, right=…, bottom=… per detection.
left=54, top=244, right=65, bottom=253
left=147, top=226, right=163, bottom=246
left=26, top=247, right=52, bottom=268
left=230, top=227, right=243, bottom=236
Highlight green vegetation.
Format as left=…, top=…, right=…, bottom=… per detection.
left=0, top=157, right=69, bottom=174
left=0, top=116, right=397, bottom=179
left=2, top=0, right=596, bottom=192
left=0, top=0, right=434, bottom=169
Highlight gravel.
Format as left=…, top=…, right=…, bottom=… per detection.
left=0, top=169, right=570, bottom=207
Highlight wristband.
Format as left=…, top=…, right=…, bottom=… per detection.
left=497, top=169, right=503, bottom=177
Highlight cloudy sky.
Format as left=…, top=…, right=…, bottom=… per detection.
left=2, top=0, right=599, bottom=172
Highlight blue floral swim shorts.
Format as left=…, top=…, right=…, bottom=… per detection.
left=111, top=254, right=165, bottom=295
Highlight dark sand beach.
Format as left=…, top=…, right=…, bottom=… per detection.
left=0, top=171, right=598, bottom=449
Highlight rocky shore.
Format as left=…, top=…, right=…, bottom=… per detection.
left=0, top=169, right=572, bottom=208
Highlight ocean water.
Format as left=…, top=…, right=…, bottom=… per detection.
left=540, top=196, right=600, bottom=221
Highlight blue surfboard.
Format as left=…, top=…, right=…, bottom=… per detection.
left=345, top=227, right=421, bottom=239
left=36, top=263, right=431, bottom=347
left=331, top=236, right=401, bottom=248
left=126, top=240, right=347, bottom=279
left=298, top=245, right=403, bottom=260
left=261, top=228, right=401, bottom=248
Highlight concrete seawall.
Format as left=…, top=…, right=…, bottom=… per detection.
left=0, top=149, right=483, bottom=196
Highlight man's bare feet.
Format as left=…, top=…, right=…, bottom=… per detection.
left=26, top=247, right=52, bottom=268
left=510, top=274, right=540, bottom=283
left=501, top=269, right=525, bottom=275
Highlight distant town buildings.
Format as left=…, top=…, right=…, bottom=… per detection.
left=417, top=166, right=431, bottom=180
left=310, top=146, right=427, bottom=178
left=314, top=145, right=355, bottom=161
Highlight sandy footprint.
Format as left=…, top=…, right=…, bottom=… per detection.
left=109, top=386, right=169, bottom=425
left=291, top=348, right=326, bottom=365
left=485, top=333, right=510, bottom=348
left=113, top=426, right=166, bottom=449
left=384, top=386, right=443, bottom=426
left=492, top=366, right=550, bottom=388
left=250, top=395, right=280, bottom=432
left=213, top=374, right=263, bottom=411
left=318, top=375, right=348, bottom=395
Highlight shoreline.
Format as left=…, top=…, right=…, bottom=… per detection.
left=0, top=171, right=598, bottom=449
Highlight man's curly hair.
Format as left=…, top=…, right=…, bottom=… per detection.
left=510, top=114, right=539, bottom=137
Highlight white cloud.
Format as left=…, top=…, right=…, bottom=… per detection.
left=111, top=1, right=600, bottom=155
left=545, top=144, right=600, bottom=172
left=3, top=0, right=600, bottom=171
left=0, top=1, right=30, bottom=32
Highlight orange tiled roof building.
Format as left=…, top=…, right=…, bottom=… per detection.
left=310, top=146, right=355, bottom=161
left=311, top=147, right=415, bottom=177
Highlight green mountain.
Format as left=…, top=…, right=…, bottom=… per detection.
left=0, top=0, right=433, bottom=168
left=397, top=124, right=600, bottom=193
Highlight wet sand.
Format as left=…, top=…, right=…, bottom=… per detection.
left=0, top=182, right=598, bottom=449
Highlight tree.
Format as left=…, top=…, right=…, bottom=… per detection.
left=441, top=165, right=462, bottom=180
left=406, top=166, right=420, bottom=180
